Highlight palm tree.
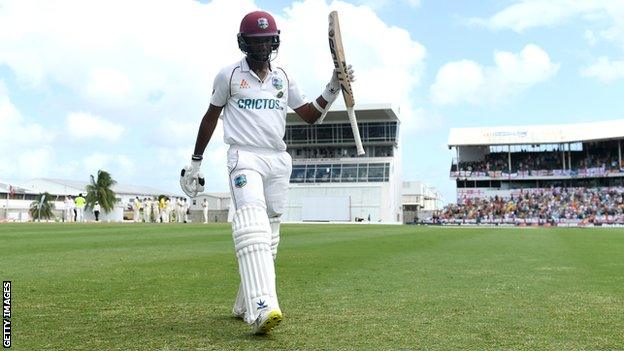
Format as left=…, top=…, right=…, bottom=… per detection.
left=29, top=192, right=55, bottom=221
left=86, top=170, right=118, bottom=213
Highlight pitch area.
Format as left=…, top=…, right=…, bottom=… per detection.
left=1, top=223, right=623, bottom=350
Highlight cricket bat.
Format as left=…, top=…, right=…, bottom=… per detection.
left=328, top=11, right=365, bottom=156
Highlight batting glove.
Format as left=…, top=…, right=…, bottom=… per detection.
left=338, top=64, right=356, bottom=83
left=180, top=159, right=205, bottom=198
left=322, top=64, right=356, bottom=104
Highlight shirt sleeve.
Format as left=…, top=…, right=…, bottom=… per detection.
left=210, top=68, right=230, bottom=107
left=286, top=73, right=308, bottom=110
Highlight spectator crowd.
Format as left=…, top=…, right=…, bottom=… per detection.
left=439, top=187, right=624, bottom=225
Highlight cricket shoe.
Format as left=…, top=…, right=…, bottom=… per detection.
left=252, top=309, right=283, bottom=335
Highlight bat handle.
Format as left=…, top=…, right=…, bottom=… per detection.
left=347, top=107, right=365, bottom=155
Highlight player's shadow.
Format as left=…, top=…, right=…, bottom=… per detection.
left=203, top=315, right=279, bottom=342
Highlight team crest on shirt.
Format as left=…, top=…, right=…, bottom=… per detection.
left=258, top=18, right=269, bottom=30
left=277, top=91, right=284, bottom=98
left=234, top=174, right=247, bottom=188
left=272, top=76, right=283, bottom=90
left=240, top=79, right=250, bottom=89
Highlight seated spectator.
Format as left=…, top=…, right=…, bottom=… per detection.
left=441, top=187, right=624, bottom=225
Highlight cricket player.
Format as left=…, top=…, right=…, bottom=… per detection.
left=152, top=197, right=159, bottom=223
left=133, top=196, right=141, bottom=222
left=64, top=196, right=74, bottom=222
left=159, top=197, right=166, bottom=223
left=180, top=10, right=354, bottom=334
left=177, top=197, right=185, bottom=223
left=182, top=198, right=189, bottom=223
left=144, top=198, right=152, bottom=223
left=202, top=198, right=209, bottom=223
left=75, top=193, right=86, bottom=222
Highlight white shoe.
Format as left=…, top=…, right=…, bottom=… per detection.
left=252, top=309, right=283, bottom=334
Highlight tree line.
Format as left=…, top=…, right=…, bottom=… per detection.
left=30, top=170, right=118, bottom=221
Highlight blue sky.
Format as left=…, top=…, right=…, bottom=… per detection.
left=1, top=0, right=624, bottom=204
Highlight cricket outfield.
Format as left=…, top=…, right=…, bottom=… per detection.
left=1, top=223, right=623, bottom=350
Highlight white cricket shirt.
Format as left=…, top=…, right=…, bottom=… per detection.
left=211, top=58, right=307, bottom=151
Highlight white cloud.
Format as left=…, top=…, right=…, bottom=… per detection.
left=279, top=0, right=426, bottom=132
left=430, top=60, right=484, bottom=105
left=471, top=1, right=624, bottom=60
left=354, top=0, right=420, bottom=11
left=469, top=0, right=613, bottom=33
left=430, top=44, right=559, bottom=105
left=584, top=29, right=598, bottom=46
left=0, top=0, right=426, bottom=124
left=581, top=57, right=624, bottom=82
left=17, top=148, right=55, bottom=180
left=66, top=112, right=124, bottom=141
left=0, top=0, right=427, bottom=191
left=0, top=79, right=59, bottom=179
left=0, top=81, right=51, bottom=147
left=85, top=68, right=133, bottom=106
left=151, top=117, right=228, bottom=191
left=83, top=153, right=136, bottom=179
left=0, top=0, right=253, bottom=117
left=470, top=1, right=624, bottom=82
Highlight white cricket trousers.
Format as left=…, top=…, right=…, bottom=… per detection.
left=227, top=145, right=292, bottom=216
left=76, top=207, right=84, bottom=222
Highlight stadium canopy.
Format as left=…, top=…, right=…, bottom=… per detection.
left=448, top=119, right=624, bottom=147
left=17, top=178, right=180, bottom=197
left=286, top=103, right=400, bottom=125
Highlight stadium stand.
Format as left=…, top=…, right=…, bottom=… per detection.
left=443, top=120, right=624, bottom=226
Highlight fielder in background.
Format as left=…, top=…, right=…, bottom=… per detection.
left=152, top=197, right=159, bottom=223
left=177, top=197, right=184, bottom=223
left=180, top=10, right=354, bottom=334
left=182, top=198, right=189, bottom=223
left=159, top=197, right=166, bottom=223
left=75, top=193, right=86, bottom=222
left=93, top=201, right=101, bottom=222
left=143, top=197, right=152, bottom=223
left=133, top=196, right=141, bottom=222
left=202, top=198, right=209, bottom=223
left=64, top=195, right=74, bottom=222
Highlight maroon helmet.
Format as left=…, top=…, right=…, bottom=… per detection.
left=237, top=11, right=280, bottom=63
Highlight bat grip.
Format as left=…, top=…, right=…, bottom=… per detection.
left=347, top=107, right=365, bottom=155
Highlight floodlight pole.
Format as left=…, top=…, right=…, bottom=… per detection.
left=507, top=145, right=511, bottom=174
left=568, top=143, right=571, bottom=172
left=561, top=144, right=566, bottom=171
left=619, top=140, right=622, bottom=169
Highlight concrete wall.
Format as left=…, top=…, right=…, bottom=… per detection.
left=189, top=210, right=229, bottom=223
left=285, top=182, right=401, bottom=223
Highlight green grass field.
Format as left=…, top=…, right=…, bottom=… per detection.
left=1, top=223, right=623, bottom=350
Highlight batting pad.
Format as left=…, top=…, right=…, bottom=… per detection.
left=269, top=217, right=281, bottom=260
left=232, top=283, right=245, bottom=318
left=232, top=205, right=279, bottom=324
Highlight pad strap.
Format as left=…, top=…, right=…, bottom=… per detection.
left=269, top=217, right=281, bottom=260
